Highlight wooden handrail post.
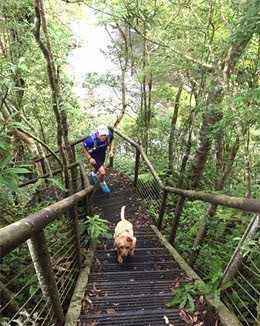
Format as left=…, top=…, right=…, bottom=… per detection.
left=109, top=156, right=114, bottom=167
left=39, top=157, right=47, bottom=175
left=27, top=231, right=65, bottom=325
left=71, top=144, right=76, bottom=162
left=134, top=148, right=140, bottom=187
left=157, top=190, right=168, bottom=230
left=39, top=157, right=49, bottom=185
left=169, top=196, right=186, bottom=245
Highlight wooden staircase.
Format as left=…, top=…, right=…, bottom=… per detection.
left=77, top=170, right=221, bottom=325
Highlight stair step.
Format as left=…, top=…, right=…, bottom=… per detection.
left=97, top=240, right=161, bottom=250
left=92, top=261, right=179, bottom=272
left=93, top=190, right=140, bottom=201
left=78, top=309, right=185, bottom=326
left=93, top=254, right=175, bottom=264
left=93, top=200, right=139, bottom=210
left=95, top=247, right=169, bottom=258
left=86, top=280, right=183, bottom=297
left=89, top=269, right=181, bottom=283
left=83, top=292, right=173, bottom=305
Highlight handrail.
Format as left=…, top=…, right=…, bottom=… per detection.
left=112, top=128, right=260, bottom=214
left=1, top=161, right=94, bottom=257
left=162, top=186, right=260, bottom=213
left=34, top=137, right=86, bottom=163
left=19, top=161, right=78, bottom=187
left=0, top=187, right=93, bottom=257
left=0, top=161, right=93, bottom=325
left=21, top=129, right=260, bottom=213
left=8, top=129, right=258, bottom=326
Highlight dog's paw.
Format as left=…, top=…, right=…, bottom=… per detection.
left=118, top=256, right=123, bottom=264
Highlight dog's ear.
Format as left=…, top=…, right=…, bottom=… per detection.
left=127, top=236, right=133, bottom=243
left=114, top=237, right=120, bottom=248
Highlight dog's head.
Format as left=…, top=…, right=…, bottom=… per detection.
left=115, top=235, right=134, bottom=257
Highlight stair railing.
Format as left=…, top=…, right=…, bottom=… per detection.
left=0, top=161, right=93, bottom=326
left=107, top=127, right=260, bottom=326
left=14, top=128, right=260, bottom=325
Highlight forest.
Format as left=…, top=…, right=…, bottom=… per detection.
left=0, top=0, right=259, bottom=325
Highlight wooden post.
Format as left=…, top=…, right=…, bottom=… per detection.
left=169, top=196, right=186, bottom=245
left=71, top=144, right=76, bottom=162
left=157, top=190, right=168, bottom=230
left=221, top=214, right=259, bottom=287
left=79, top=162, right=92, bottom=216
left=134, top=148, right=140, bottom=187
left=27, top=231, right=65, bottom=325
left=109, top=156, right=114, bottom=167
left=39, top=158, right=47, bottom=175
left=39, top=157, right=49, bottom=185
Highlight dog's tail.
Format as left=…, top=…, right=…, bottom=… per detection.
left=120, top=206, right=126, bottom=220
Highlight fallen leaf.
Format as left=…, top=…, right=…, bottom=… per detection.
left=93, top=283, right=101, bottom=293
left=163, top=314, right=174, bottom=326
left=86, top=297, right=92, bottom=304
left=174, top=281, right=180, bottom=288
left=164, top=315, right=169, bottom=324
left=199, top=295, right=204, bottom=304
left=87, top=321, right=97, bottom=326
left=106, top=308, right=116, bottom=314
left=179, top=310, right=193, bottom=324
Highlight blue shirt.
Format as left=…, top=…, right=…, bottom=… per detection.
left=83, top=130, right=113, bottom=156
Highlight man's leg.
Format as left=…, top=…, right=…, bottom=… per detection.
left=96, top=165, right=106, bottom=182
left=97, top=165, right=110, bottom=193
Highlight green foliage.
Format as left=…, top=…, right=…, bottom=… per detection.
left=167, top=273, right=233, bottom=312
left=0, top=155, right=30, bottom=191
left=0, top=118, right=31, bottom=205
left=83, top=214, right=112, bottom=243
left=233, top=233, right=260, bottom=257
left=167, top=283, right=197, bottom=312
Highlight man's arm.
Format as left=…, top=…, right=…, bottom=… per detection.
left=82, top=144, right=96, bottom=165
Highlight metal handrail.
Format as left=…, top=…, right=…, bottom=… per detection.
left=112, top=128, right=260, bottom=214
left=1, top=161, right=93, bottom=257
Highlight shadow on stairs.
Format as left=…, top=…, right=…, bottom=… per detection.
left=77, top=169, right=221, bottom=326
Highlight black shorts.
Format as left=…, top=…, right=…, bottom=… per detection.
left=91, top=152, right=106, bottom=171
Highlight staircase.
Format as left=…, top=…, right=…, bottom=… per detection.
left=77, top=170, right=221, bottom=325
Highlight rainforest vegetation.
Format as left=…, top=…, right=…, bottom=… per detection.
left=0, top=0, right=259, bottom=324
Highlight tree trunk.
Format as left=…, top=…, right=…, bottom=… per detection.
left=0, top=280, right=19, bottom=317
left=113, top=24, right=129, bottom=128
left=1, top=105, right=44, bottom=179
left=33, top=0, right=70, bottom=194
left=188, top=134, right=240, bottom=265
left=168, top=86, right=183, bottom=174
left=170, top=0, right=258, bottom=244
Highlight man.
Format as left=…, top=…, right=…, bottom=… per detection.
left=82, top=125, right=114, bottom=193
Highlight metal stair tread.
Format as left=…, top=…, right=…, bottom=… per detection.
left=95, top=247, right=169, bottom=256
left=94, top=254, right=175, bottom=263
left=91, top=261, right=179, bottom=272
left=79, top=308, right=184, bottom=319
